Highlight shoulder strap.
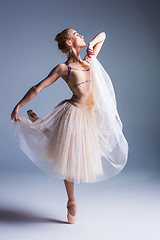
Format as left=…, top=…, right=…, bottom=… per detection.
left=65, top=61, right=71, bottom=83
left=85, top=60, right=90, bottom=64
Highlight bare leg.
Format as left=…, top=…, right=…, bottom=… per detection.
left=64, top=179, right=77, bottom=216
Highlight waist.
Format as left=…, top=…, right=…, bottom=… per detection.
left=70, top=91, right=93, bottom=104
left=69, top=99, right=94, bottom=110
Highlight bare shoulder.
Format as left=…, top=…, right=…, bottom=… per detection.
left=46, top=62, right=67, bottom=80
left=55, top=62, right=68, bottom=77
left=57, top=62, right=67, bottom=71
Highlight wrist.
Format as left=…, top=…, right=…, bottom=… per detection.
left=88, top=42, right=94, bottom=48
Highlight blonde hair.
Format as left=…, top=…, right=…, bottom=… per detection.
left=55, top=28, right=73, bottom=55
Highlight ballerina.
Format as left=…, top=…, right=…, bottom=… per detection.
left=10, top=28, right=129, bottom=224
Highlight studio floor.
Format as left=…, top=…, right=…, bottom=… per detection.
left=0, top=168, right=159, bottom=240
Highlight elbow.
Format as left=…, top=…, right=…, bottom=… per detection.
left=101, top=32, right=106, bottom=40
left=32, top=85, right=40, bottom=95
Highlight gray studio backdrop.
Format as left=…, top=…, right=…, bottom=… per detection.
left=1, top=0, right=159, bottom=171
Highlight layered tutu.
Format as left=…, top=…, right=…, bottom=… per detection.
left=10, top=56, right=129, bottom=184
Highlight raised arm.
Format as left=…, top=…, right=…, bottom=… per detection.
left=83, top=32, right=106, bottom=60
left=11, top=63, right=64, bottom=121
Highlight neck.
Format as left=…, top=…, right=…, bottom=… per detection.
left=67, top=47, right=83, bottom=63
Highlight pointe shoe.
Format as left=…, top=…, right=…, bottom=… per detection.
left=67, top=200, right=77, bottom=224
left=27, top=109, right=39, bottom=122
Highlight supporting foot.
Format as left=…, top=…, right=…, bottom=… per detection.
left=67, top=200, right=77, bottom=224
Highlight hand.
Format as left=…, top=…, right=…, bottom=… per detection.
left=86, top=42, right=95, bottom=58
left=11, top=106, right=20, bottom=121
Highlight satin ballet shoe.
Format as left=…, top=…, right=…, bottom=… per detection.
left=27, top=109, right=39, bottom=122
left=67, top=200, right=77, bottom=224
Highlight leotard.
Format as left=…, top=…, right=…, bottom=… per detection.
left=65, top=60, right=92, bottom=89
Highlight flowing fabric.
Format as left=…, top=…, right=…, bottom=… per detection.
left=88, top=55, right=129, bottom=181
left=10, top=55, right=129, bottom=184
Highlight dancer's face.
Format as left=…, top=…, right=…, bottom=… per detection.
left=69, top=29, right=86, bottom=49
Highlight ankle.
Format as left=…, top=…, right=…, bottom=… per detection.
left=68, top=199, right=76, bottom=203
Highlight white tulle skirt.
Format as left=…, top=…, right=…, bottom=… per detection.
left=11, top=99, right=104, bottom=183
left=10, top=56, right=129, bottom=184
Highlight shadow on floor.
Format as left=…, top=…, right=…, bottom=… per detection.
left=0, top=207, right=68, bottom=224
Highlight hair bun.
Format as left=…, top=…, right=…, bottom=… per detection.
left=55, top=33, right=60, bottom=42
left=54, top=28, right=72, bottom=54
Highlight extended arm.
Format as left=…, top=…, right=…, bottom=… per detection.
left=11, top=63, right=64, bottom=121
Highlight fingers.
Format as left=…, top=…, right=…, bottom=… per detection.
left=87, top=43, right=94, bottom=51
left=11, top=113, right=15, bottom=120
left=87, top=47, right=93, bottom=52
left=11, top=113, right=19, bottom=121
left=86, top=48, right=95, bottom=58
left=11, top=106, right=20, bottom=121
left=87, top=50, right=95, bottom=55
left=13, top=117, right=20, bottom=122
